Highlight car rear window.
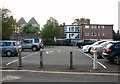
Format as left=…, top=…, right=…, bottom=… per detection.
left=115, top=43, right=120, bottom=48
left=3, top=42, right=11, bottom=46
left=34, top=39, right=39, bottom=43
left=106, top=43, right=113, bottom=48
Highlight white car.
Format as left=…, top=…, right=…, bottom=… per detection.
left=90, top=41, right=116, bottom=58
left=82, top=40, right=107, bottom=53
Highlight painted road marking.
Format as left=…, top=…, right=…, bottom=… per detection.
left=46, top=51, right=54, bottom=54
left=0, top=69, right=119, bottom=76
left=6, top=52, right=39, bottom=66
left=2, top=75, right=20, bottom=81
left=79, top=49, right=107, bottom=69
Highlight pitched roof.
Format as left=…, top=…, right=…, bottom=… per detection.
left=28, top=17, right=40, bottom=26
left=18, top=17, right=27, bottom=24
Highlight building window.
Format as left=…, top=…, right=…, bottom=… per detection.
left=91, top=25, right=97, bottom=29
left=69, top=27, right=71, bottom=32
left=64, top=34, right=66, bottom=38
left=71, top=27, right=74, bottom=32
left=98, top=33, right=100, bottom=36
left=69, top=34, right=71, bottom=38
left=101, top=33, right=104, bottom=36
left=85, top=25, right=89, bottom=28
left=98, top=26, right=101, bottom=29
left=75, top=34, right=80, bottom=39
left=101, top=26, right=104, bottom=29
left=72, top=33, right=74, bottom=37
left=91, top=33, right=97, bottom=36
left=84, top=33, right=89, bottom=36
left=75, top=27, right=80, bottom=32
left=64, top=27, right=67, bottom=32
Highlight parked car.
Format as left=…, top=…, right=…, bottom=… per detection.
left=21, top=38, right=44, bottom=51
left=102, top=41, right=120, bottom=65
left=82, top=40, right=106, bottom=53
left=0, top=40, right=22, bottom=56
left=70, top=39, right=80, bottom=46
left=77, top=39, right=95, bottom=48
left=90, top=41, right=116, bottom=58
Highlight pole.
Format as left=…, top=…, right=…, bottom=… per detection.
left=69, top=51, right=73, bottom=69
left=40, top=51, right=43, bottom=68
left=93, top=51, right=98, bottom=70
left=18, top=49, right=22, bottom=67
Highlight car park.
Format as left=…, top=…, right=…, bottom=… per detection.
left=102, top=41, right=120, bottom=65
left=82, top=40, right=106, bottom=53
left=0, top=40, right=22, bottom=56
left=90, top=41, right=116, bottom=58
left=21, top=38, right=44, bottom=51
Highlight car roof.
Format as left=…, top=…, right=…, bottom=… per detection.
left=0, top=40, right=19, bottom=42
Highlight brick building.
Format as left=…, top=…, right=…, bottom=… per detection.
left=58, top=24, right=114, bottom=41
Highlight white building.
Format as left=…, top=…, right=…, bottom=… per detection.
left=64, top=25, right=80, bottom=39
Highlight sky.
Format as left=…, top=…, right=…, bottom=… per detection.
left=0, top=0, right=119, bottom=32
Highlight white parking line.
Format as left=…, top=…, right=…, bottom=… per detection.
left=46, top=51, right=53, bottom=54
left=79, top=49, right=107, bottom=69
left=6, top=52, right=39, bottom=66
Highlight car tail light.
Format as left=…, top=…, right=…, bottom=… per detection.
left=105, top=48, right=112, bottom=52
left=13, top=42, right=17, bottom=48
left=39, top=42, right=43, bottom=46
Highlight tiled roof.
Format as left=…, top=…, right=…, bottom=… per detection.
left=28, top=17, right=40, bottom=26
left=18, top=17, right=27, bottom=24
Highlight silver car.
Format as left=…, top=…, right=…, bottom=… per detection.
left=0, top=40, right=22, bottom=56
left=21, top=38, right=44, bottom=51
left=90, top=41, right=116, bottom=58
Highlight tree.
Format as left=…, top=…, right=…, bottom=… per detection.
left=22, top=23, right=39, bottom=34
left=41, top=17, right=60, bottom=45
left=72, top=18, right=90, bottom=25
left=2, top=8, right=18, bottom=40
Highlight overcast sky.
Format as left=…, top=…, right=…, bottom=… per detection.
left=0, top=0, right=119, bottom=32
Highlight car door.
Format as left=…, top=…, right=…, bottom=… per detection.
left=22, top=40, right=32, bottom=49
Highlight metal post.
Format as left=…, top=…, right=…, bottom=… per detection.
left=93, top=51, right=98, bottom=70
left=18, top=49, right=22, bottom=67
left=40, top=51, right=43, bottom=68
left=69, top=51, right=73, bottom=69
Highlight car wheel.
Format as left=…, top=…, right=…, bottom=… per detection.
left=113, top=55, right=120, bottom=65
left=79, top=45, right=82, bottom=48
left=88, top=48, right=91, bottom=53
left=32, top=46, right=37, bottom=51
left=6, top=51, right=12, bottom=57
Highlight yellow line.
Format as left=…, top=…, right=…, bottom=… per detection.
left=0, top=69, right=119, bottom=76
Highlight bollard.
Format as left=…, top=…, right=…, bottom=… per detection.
left=69, top=51, right=73, bottom=69
left=18, top=49, right=22, bottom=67
left=40, top=51, right=43, bottom=68
left=92, top=47, right=98, bottom=70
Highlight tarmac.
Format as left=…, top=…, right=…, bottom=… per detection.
left=1, top=46, right=119, bottom=74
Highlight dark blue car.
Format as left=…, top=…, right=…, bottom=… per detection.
left=102, top=41, right=120, bottom=65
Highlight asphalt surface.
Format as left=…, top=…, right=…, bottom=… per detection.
left=1, top=46, right=119, bottom=83
left=1, top=46, right=119, bottom=73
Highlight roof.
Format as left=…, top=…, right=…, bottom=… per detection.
left=18, top=17, right=27, bottom=24
left=28, top=17, right=40, bottom=26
